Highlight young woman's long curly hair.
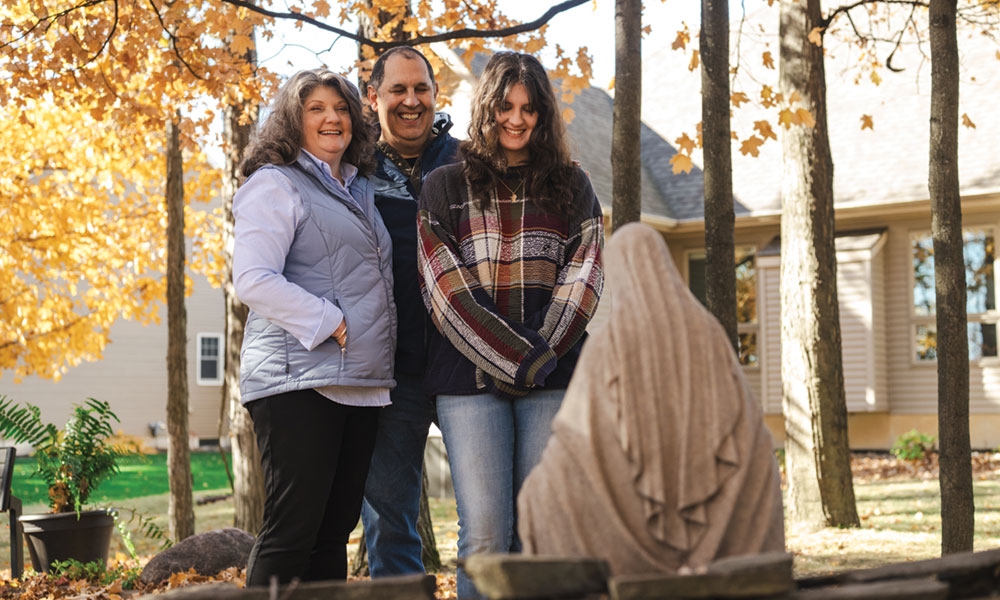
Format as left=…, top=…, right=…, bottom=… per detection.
left=240, top=68, right=376, bottom=179
left=462, top=52, right=577, bottom=216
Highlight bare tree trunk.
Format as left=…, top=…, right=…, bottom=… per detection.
left=222, top=44, right=265, bottom=532
left=701, top=0, right=737, bottom=351
left=929, top=0, right=974, bottom=555
left=778, top=0, right=859, bottom=530
left=611, top=0, right=642, bottom=231
left=166, top=114, right=195, bottom=541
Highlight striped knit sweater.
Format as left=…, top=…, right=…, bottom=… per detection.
left=417, top=162, right=604, bottom=399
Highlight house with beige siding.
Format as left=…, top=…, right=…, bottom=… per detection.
left=1, top=274, right=227, bottom=447
left=564, top=15, right=1000, bottom=449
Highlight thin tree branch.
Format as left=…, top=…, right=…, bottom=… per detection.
left=822, top=0, right=928, bottom=29
left=146, top=0, right=206, bottom=80
left=219, top=0, right=589, bottom=51
left=885, top=3, right=920, bottom=72
left=0, top=0, right=105, bottom=51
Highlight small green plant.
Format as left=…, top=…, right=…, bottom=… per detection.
left=48, top=558, right=143, bottom=589
left=112, top=506, right=173, bottom=556
left=0, top=396, right=141, bottom=513
left=891, top=429, right=937, bottom=462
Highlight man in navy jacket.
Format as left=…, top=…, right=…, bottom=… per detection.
left=362, top=46, right=461, bottom=577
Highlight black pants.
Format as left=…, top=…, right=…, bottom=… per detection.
left=244, top=389, right=380, bottom=585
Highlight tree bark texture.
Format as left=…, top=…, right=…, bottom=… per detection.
left=166, top=115, right=195, bottom=541
left=778, top=0, right=859, bottom=530
left=701, top=0, right=738, bottom=352
left=222, top=67, right=265, bottom=534
left=611, top=0, right=642, bottom=231
left=929, top=0, right=974, bottom=555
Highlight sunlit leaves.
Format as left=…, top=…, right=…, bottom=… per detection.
left=762, top=51, right=775, bottom=69
left=0, top=95, right=219, bottom=381
left=860, top=114, right=874, bottom=130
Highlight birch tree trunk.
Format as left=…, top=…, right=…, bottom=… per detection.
left=778, top=0, right=859, bottom=530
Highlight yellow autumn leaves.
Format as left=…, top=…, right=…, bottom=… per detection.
left=0, top=95, right=222, bottom=382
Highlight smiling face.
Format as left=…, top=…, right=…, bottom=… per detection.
left=301, top=85, right=353, bottom=170
left=495, top=82, right=538, bottom=166
left=367, top=52, right=438, bottom=158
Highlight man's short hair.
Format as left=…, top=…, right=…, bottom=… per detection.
left=368, top=46, right=437, bottom=92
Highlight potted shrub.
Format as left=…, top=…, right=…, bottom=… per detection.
left=0, top=395, right=141, bottom=572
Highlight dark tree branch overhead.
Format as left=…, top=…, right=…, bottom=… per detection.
left=219, top=0, right=589, bottom=50
left=821, top=0, right=928, bottom=29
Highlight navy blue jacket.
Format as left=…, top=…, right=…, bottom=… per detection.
left=372, top=113, right=461, bottom=376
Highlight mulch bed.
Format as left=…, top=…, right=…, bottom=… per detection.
left=850, top=450, right=1000, bottom=483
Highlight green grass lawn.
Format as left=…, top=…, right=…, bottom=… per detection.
left=10, top=450, right=234, bottom=508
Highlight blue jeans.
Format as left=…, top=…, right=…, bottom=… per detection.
left=361, top=373, right=436, bottom=577
left=437, top=389, right=564, bottom=600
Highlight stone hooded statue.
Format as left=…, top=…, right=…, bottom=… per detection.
left=517, top=222, right=785, bottom=574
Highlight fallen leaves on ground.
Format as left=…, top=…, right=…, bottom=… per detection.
left=1, top=452, right=997, bottom=599
left=850, top=450, right=1000, bottom=483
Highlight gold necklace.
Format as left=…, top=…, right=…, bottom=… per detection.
left=497, top=176, right=525, bottom=202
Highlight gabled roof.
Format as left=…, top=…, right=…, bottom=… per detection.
left=563, top=9, right=1000, bottom=223
left=436, top=14, right=1000, bottom=224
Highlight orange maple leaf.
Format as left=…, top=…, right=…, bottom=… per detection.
left=762, top=51, right=775, bottom=70
left=962, top=113, right=977, bottom=128
left=795, top=108, right=816, bottom=128
left=754, top=120, right=777, bottom=141
left=672, top=28, right=690, bottom=51
left=778, top=108, right=796, bottom=129
left=671, top=153, right=694, bottom=175
left=760, top=85, right=778, bottom=108
left=230, top=34, right=254, bottom=55
left=731, top=91, right=750, bottom=107
left=860, top=114, right=874, bottom=130
left=675, top=132, right=697, bottom=154
left=740, top=136, right=765, bottom=157
left=688, top=49, right=700, bottom=72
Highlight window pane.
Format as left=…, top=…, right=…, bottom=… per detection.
left=970, top=322, right=998, bottom=360
left=964, top=230, right=995, bottom=314
left=912, top=229, right=996, bottom=317
left=201, top=336, right=219, bottom=358
left=687, top=249, right=756, bottom=325
left=914, top=322, right=998, bottom=361
left=200, top=359, right=218, bottom=380
left=736, top=250, right=757, bottom=325
left=915, top=324, right=937, bottom=361
left=912, top=236, right=935, bottom=316
left=738, top=332, right=758, bottom=367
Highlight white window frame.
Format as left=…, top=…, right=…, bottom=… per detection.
left=196, top=333, right=224, bottom=386
left=909, top=227, right=999, bottom=365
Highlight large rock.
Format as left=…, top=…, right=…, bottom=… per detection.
left=140, top=528, right=254, bottom=585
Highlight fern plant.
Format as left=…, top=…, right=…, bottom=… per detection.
left=0, top=396, right=138, bottom=513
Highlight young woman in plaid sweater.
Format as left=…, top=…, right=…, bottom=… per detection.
left=417, top=52, right=604, bottom=600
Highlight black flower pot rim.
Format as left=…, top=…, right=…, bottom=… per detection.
left=19, top=508, right=115, bottom=532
